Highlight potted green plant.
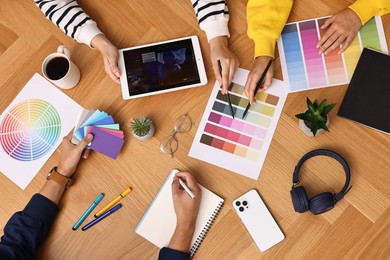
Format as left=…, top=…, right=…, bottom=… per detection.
left=295, top=98, right=336, bottom=137
left=130, top=116, right=155, bottom=141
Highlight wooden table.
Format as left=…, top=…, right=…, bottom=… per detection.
left=0, top=1, right=389, bottom=259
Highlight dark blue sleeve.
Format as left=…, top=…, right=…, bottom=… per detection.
left=158, top=247, right=190, bottom=260
left=0, top=194, right=58, bottom=260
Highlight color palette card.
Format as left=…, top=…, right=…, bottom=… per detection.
left=0, top=73, right=81, bottom=189
left=277, top=16, right=388, bottom=92
left=72, top=109, right=124, bottom=159
left=189, top=68, right=287, bottom=180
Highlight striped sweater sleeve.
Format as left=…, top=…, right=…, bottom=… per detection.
left=191, top=0, right=230, bottom=41
left=34, top=0, right=102, bottom=47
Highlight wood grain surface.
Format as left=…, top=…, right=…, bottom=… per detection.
left=0, top=1, right=389, bottom=259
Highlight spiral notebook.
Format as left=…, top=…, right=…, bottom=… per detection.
left=135, top=169, right=224, bottom=257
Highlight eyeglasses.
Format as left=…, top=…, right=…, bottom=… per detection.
left=160, top=115, right=193, bottom=157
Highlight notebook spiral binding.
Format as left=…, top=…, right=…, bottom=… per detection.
left=189, top=201, right=224, bottom=258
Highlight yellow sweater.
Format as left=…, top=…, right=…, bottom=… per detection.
left=349, top=0, right=390, bottom=25
left=247, top=0, right=390, bottom=59
left=247, top=0, right=293, bottom=58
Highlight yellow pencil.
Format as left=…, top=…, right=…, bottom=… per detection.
left=94, top=187, right=131, bottom=217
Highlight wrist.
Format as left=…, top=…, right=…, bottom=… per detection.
left=56, top=166, right=73, bottom=178
left=91, top=34, right=110, bottom=52
left=209, top=36, right=228, bottom=50
left=176, top=220, right=196, bottom=233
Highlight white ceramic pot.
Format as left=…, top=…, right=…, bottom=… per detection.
left=298, top=115, right=329, bottom=137
left=133, top=122, right=155, bottom=141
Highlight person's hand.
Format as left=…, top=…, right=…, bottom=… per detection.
left=169, top=171, right=201, bottom=252
left=172, top=172, right=202, bottom=229
left=57, top=132, right=93, bottom=178
left=209, top=36, right=239, bottom=94
left=244, top=56, right=274, bottom=105
left=317, top=8, right=362, bottom=55
left=91, top=34, right=121, bottom=84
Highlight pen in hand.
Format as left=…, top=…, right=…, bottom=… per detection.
left=242, top=59, right=273, bottom=119
left=217, top=60, right=235, bottom=119
left=179, top=178, right=196, bottom=199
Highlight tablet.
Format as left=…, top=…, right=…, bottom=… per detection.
left=119, top=35, right=207, bottom=99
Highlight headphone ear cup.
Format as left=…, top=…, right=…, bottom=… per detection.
left=290, top=186, right=309, bottom=213
left=309, top=192, right=335, bottom=215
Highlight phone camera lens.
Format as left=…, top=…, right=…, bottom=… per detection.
left=239, top=207, right=244, bottom=212
left=235, top=201, right=241, bottom=206
left=243, top=201, right=248, bottom=206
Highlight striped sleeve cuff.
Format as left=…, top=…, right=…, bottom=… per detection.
left=75, top=21, right=103, bottom=47
left=200, top=19, right=230, bottom=41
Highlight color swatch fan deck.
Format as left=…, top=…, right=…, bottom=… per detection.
left=72, top=109, right=124, bottom=159
left=278, top=16, right=388, bottom=92
left=0, top=74, right=81, bottom=189
left=189, top=68, right=287, bottom=180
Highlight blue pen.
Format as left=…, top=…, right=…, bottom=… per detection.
left=72, top=193, right=105, bottom=231
left=81, top=204, right=122, bottom=231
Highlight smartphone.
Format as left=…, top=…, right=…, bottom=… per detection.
left=232, top=189, right=284, bottom=252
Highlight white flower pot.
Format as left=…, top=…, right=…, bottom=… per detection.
left=299, top=116, right=330, bottom=137
left=133, top=122, right=155, bottom=141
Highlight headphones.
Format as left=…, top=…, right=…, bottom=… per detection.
left=290, top=149, right=352, bottom=215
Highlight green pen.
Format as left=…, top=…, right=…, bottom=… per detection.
left=72, top=193, right=104, bottom=230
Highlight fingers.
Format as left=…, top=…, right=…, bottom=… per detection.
left=339, top=36, right=353, bottom=54
left=228, top=59, right=237, bottom=90
left=263, top=70, right=273, bottom=91
left=104, top=58, right=121, bottom=84
left=82, top=148, right=90, bottom=159
left=318, top=28, right=337, bottom=54
left=221, top=60, right=229, bottom=94
left=171, top=176, right=181, bottom=196
left=317, top=17, right=336, bottom=49
left=64, top=130, right=74, bottom=142
left=77, top=134, right=93, bottom=151
left=320, top=16, right=334, bottom=30
left=175, top=172, right=200, bottom=192
left=248, top=77, right=258, bottom=105
left=212, top=61, right=222, bottom=89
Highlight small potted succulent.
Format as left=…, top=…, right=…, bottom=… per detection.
left=295, top=98, right=336, bottom=137
left=130, top=116, right=155, bottom=141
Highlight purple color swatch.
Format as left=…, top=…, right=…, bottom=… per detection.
left=89, top=127, right=124, bottom=159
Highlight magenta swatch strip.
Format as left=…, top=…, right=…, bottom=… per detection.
left=299, top=20, right=327, bottom=87
left=204, top=122, right=263, bottom=149
left=208, top=112, right=267, bottom=139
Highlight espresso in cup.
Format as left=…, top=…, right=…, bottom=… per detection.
left=42, top=45, right=80, bottom=89
left=45, top=57, right=70, bottom=80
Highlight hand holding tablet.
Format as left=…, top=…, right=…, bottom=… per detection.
left=118, top=36, right=207, bottom=99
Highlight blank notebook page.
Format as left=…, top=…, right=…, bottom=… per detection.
left=135, top=169, right=224, bottom=256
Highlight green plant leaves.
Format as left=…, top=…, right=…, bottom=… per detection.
left=130, top=116, right=152, bottom=136
left=296, top=97, right=336, bottom=136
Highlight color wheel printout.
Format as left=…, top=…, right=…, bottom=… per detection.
left=0, top=73, right=81, bottom=189
left=189, top=68, right=287, bottom=180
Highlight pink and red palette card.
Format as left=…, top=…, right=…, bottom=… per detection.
left=72, top=109, right=124, bottom=159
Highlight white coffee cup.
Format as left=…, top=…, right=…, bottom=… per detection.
left=42, top=45, right=80, bottom=89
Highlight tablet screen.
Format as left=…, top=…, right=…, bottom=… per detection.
left=122, top=39, right=201, bottom=96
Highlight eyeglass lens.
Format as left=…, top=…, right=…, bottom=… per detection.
left=160, top=115, right=193, bottom=156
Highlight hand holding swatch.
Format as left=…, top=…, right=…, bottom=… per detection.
left=72, top=109, right=124, bottom=159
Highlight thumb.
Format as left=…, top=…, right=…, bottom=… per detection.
left=171, top=177, right=181, bottom=196
left=78, top=134, right=93, bottom=150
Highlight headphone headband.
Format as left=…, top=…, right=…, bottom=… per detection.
left=293, top=149, right=351, bottom=202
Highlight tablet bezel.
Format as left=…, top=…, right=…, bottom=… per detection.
left=118, top=35, right=207, bottom=100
